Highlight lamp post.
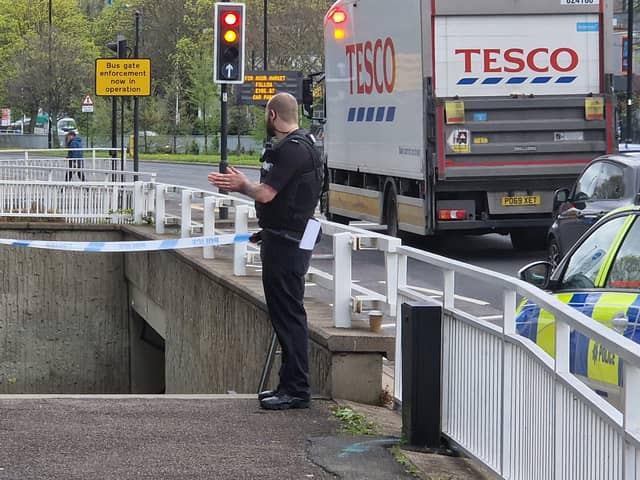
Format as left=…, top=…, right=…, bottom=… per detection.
left=626, top=0, right=634, bottom=143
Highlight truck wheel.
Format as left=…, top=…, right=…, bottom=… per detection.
left=510, top=228, right=547, bottom=251
left=385, top=191, right=399, bottom=238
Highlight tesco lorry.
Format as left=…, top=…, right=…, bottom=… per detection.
left=317, top=0, right=616, bottom=249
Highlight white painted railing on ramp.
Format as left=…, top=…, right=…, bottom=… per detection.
left=394, top=245, right=640, bottom=480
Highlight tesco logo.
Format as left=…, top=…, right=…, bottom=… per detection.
left=345, top=37, right=396, bottom=95
left=455, top=48, right=580, bottom=74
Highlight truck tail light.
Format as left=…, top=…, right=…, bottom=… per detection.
left=328, top=8, right=347, bottom=24
left=327, top=7, right=348, bottom=40
left=438, top=209, right=467, bottom=220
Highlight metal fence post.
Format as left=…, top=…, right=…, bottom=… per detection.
left=155, top=184, right=165, bottom=234
left=401, top=302, right=442, bottom=449
left=333, top=232, right=352, bottom=328
left=394, top=253, right=408, bottom=405
left=110, top=185, right=119, bottom=224
left=234, top=204, right=249, bottom=276
left=501, top=288, right=517, bottom=477
left=133, top=181, right=144, bottom=224
left=554, top=320, right=571, bottom=479
left=443, top=270, right=455, bottom=310
left=203, top=196, right=216, bottom=259
left=181, top=190, right=193, bottom=238
left=384, top=237, right=402, bottom=317
left=624, top=365, right=640, bottom=479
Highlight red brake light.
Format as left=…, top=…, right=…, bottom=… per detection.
left=438, top=209, right=467, bottom=221
left=332, top=10, right=347, bottom=24
left=223, top=12, right=240, bottom=27
left=329, top=9, right=347, bottom=24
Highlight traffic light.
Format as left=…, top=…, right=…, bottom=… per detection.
left=107, top=35, right=128, bottom=59
left=214, top=2, right=245, bottom=84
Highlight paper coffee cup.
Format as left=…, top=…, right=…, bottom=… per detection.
left=368, top=310, right=383, bottom=333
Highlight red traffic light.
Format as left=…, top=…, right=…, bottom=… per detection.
left=223, top=11, right=240, bottom=27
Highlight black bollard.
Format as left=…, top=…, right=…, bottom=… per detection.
left=401, top=302, right=442, bottom=449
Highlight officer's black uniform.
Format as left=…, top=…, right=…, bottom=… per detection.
left=257, top=129, right=323, bottom=401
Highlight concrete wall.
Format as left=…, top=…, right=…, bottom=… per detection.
left=125, top=249, right=274, bottom=394
left=0, top=224, right=392, bottom=402
left=0, top=227, right=129, bottom=394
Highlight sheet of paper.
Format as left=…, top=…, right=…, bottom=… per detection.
left=299, top=219, right=321, bottom=250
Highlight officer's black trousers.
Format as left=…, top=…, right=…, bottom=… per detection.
left=260, top=230, right=312, bottom=399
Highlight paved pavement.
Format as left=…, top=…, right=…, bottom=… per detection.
left=0, top=396, right=419, bottom=480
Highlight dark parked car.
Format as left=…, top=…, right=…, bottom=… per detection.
left=547, top=152, right=640, bottom=266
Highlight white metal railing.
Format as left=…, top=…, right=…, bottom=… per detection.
left=0, top=164, right=155, bottom=183
left=0, top=147, right=129, bottom=171
left=0, top=180, right=154, bottom=224
left=0, top=156, right=638, bottom=477
left=394, top=245, right=640, bottom=480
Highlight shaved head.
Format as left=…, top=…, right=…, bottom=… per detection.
left=266, top=92, right=299, bottom=124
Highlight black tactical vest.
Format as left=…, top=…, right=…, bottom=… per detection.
left=256, top=131, right=324, bottom=236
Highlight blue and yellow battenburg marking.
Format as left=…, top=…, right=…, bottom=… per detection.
left=0, top=233, right=251, bottom=253
left=517, top=292, right=640, bottom=386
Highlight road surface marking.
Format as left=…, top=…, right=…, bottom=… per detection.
left=406, top=285, right=490, bottom=306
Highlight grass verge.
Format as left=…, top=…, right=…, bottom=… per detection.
left=139, top=152, right=261, bottom=166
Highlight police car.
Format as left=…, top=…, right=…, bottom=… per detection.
left=517, top=201, right=640, bottom=406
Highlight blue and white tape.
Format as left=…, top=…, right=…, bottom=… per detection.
left=0, top=233, right=251, bottom=253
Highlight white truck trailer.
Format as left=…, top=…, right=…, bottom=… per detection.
left=319, top=0, right=615, bottom=249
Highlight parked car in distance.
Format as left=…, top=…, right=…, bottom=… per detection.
left=57, top=117, right=77, bottom=136
left=518, top=203, right=640, bottom=408
left=547, top=152, right=640, bottom=266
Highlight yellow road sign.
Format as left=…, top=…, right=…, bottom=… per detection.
left=95, top=59, right=151, bottom=96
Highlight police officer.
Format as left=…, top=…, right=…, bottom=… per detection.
left=208, top=93, right=323, bottom=410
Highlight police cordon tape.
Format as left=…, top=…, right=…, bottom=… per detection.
left=0, top=233, right=251, bottom=253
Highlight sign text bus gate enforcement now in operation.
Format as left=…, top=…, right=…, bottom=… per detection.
left=95, top=59, right=152, bottom=97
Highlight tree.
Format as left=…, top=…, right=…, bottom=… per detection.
left=0, top=0, right=97, bottom=143
left=245, top=0, right=329, bottom=72
left=187, top=56, right=218, bottom=151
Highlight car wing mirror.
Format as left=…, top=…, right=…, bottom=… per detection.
left=553, top=188, right=570, bottom=212
left=518, top=261, right=553, bottom=289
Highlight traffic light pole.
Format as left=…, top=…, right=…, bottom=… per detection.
left=214, top=1, right=244, bottom=219
left=111, top=97, right=118, bottom=182
left=219, top=84, right=229, bottom=219
left=133, top=11, right=141, bottom=180
left=626, top=0, right=634, bottom=143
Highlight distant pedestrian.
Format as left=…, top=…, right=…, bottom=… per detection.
left=65, top=130, right=85, bottom=182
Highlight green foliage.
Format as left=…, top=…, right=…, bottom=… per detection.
left=332, top=406, right=381, bottom=436
left=0, top=0, right=330, bottom=140
left=390, top=445, right=423, bottom=478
